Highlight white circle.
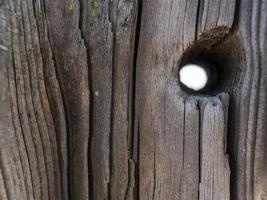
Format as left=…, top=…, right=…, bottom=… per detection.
left=179, top=64, right=208, bottom=91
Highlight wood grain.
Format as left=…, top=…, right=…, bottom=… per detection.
left=199, top=96, right=230, bottom=200
left=0, top=0, right=266, bottom=199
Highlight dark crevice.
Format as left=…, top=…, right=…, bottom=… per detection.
left=131, top=0, right=142, bottom=161
left=108, top=60, right=114, bottom=199
left=152, top=132, right=156, bottom=200
left=195, top=0, right=203, bottom=41
left=78, top=0, right=84, bottom=39
left=109, top=2, right=117, bottom=199
left=135, top=123, right=140, bottom=200
left=87, top=53, right=94, bottom=200
left=87, top=50, right=94, bottom=200
left=226, top=1, right=240, bottom=200
left=131, top=0, right=142, bottom=198
left=197, top=99, right=202, bottom=200
left=229, top=0, right=241, bottom=34
left=31, top=0, right=37, bottom=19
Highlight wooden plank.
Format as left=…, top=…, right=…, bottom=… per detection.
left=135, top=0, right=234, bottom=199
left=227, top=1, right=267, bottom=199
left=199, top=96, right=230, bottom=200
left=41, top=0, right=90, bottom=199
left=181, top=98, right=199, bottom=200
left=0, top=0, right=68, bottom=199
left=138, top=84, right=185, bottom=199
left=79, top=0, right=138, bottom=199
left=0, top=6, right=34, bottom=199
left=253, top=2, right=267, bottom=199
left=107, top=1, right=139, bottom=199
left=0, top=0, right=267, bottom=200
left=32, top=0, right=69, bottom=198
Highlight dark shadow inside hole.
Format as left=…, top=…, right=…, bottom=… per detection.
left=178, top=35, right=243, bottom=96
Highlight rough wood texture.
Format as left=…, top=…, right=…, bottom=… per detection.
left=199, top=96, right=230, bottom=200
left=0, top=0, right=267, bottom=200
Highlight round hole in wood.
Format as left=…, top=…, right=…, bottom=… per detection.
left=178, top=33, right=243, bottom=95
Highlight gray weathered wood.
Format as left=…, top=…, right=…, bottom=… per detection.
left=199, top=96, right=230, bottom=200
left=181, top=98, right=199, bottom=200
left=0, top=0, right=267, bottom=199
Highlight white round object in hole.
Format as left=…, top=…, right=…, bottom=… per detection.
left=179, top=64, right=208, bottom=91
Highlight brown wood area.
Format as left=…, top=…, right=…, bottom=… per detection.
left=0, top=0, right=266, bottom=199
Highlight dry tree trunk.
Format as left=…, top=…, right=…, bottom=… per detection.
left=0, top=0, right=266, bottom=199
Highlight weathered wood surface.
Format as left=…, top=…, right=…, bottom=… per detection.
left=199, top=96, right=230, bottom=200
left=0, top=0, right=266, bottom=200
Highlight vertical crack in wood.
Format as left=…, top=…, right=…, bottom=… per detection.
left=77, top=0, right=141, bottom=199
left=32, top=0, right=69, bottom=199
left=109, top=3, right=116, bottom=199
left=130, top=0, right=142, bottom=199
left=199, top=94, right=230, bottom=200
left=195, top=0, right=202, bottom=41
left=229, top=0, right=240, bottom=33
